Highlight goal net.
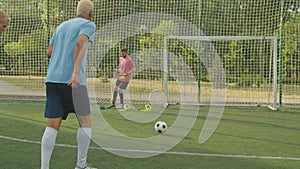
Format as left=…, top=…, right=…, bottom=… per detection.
left=0, top=0, right=298, bottom=108
left=90, top=35, right=277, bottom=110
left=163, top=36, right=278, bottom=110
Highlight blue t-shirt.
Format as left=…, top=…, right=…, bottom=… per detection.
left=46, top=18, right=96, bottom=85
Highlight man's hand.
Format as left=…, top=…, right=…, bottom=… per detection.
left=68, top=72, right=80, bottom=88
left=47, top=45, right=53, bottom=59
left=120, top=72, right=128, bottom=76
left=70, top=34, right=88, bottom=88
left=119, top=72, right=128, bottom=80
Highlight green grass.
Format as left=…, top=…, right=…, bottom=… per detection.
left=0, top=100, right=300, bottom=169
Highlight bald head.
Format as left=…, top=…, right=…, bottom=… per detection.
left=77, top=0, right=94, bottom=20
left=0, top=10, right=10, bottom=35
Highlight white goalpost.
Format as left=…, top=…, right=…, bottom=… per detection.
left=163, top=36, right=278, bottom=110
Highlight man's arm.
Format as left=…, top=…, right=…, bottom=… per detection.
left=46, top=45, right=53, bottom=58
left=68, top=34, right=89, bottom=88
left=128, top=59, right=136, bottom=74
left=127, top=65, right=135, bottom=74
left=123, top=61, right=135, bottom=76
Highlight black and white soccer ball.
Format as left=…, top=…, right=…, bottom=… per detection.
left=154, top=121, right=167, bottom=133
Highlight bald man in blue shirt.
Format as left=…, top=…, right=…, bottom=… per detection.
left=41, top=1, right=97, bottom=169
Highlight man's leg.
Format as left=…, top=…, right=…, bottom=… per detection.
left=41, top=118, right=62, bottom=169
left=119, top=89, right=124, bottom=106
left=107, top=86, right=118, bottom=108
left=76, top=115, right=92, bottom=168
left=112, top=86, right=118, bottom=105
left=108, top=80, right=123, bottom=108
left=118, top=82, right=129, bottom=107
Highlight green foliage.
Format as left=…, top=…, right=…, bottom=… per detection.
left=0, top=65, right=47, bottom=76
left=22, top=30, right=47, bottom=50
left=282, top=76, right=300, bottom=84
left=224, top=40, right=244, bottom=75
left=0, top=0, right=298, bottom=85
left=282, top=15, right=300, bottom=77
left=2, top=29, right=48, bottom=74
left=4, top=42, right=24, bottom=56
left=139, top=20, right=180, bottom=49
left=134, top=68, right=162, bottom=80
left=226, top=75, right=266, bottom=87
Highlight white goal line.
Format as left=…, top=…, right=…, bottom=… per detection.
left=1, top=135, right=299, bottom=161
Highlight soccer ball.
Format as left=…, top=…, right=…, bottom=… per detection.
left=154, top=121, right=167, bottom=133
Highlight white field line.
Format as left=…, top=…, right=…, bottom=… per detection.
left=1, top=135, right=300, bottom=161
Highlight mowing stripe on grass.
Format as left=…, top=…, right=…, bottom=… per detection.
left=1, top=135, right=300, bottom=161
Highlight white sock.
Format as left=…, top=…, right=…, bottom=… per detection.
left=41, top=127, right=58, bottom=169
left=77, top=128, right=92, bottom=168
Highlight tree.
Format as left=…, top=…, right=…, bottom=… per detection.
left=281, top=8, right=300, bottom=77
left=4, top=42, right=24, bottom=71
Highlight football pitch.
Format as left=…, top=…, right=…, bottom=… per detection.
left=0, top=100, right=300, bottom=169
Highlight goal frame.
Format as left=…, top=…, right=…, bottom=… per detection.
left=163, top=36, right=278, bottom=110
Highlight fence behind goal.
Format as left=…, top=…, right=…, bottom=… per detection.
left=0, top=0, right=299, bottom=108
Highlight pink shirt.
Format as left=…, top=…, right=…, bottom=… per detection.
left=118, top=56, right=134, bottom=82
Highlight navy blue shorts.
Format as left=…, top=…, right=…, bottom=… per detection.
left=115, top=80, right=129, bottom=89
left=45, top=83, right=90, bottom=120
